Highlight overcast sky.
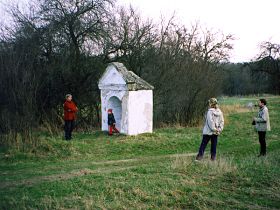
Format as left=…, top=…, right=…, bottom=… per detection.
left=1, top=0, right=279, bottom=62
left=119, top=0, right=279, bottom=62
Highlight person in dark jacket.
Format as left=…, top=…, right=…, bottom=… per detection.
left=108, top=109, right=119, bottom=135
left=63, top=94, right=78, bottom=140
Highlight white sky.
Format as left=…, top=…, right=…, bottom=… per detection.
left=118, top=0, right=280, bottom=62
left=0, top=0, right=279, bottom=62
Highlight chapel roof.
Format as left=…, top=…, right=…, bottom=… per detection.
left=108, top=62, right=154, bottom=91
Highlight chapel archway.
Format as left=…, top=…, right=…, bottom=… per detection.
left=107, top=96, right=122, bottom=131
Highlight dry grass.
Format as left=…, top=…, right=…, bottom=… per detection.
left=202, top=157, right=238, bottom=174
left=171, top=155, right=237, bottom=175
left=220, top=104, right=253, bottom=115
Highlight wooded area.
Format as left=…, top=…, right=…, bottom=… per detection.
left=0, top=0, right=279, bottom=148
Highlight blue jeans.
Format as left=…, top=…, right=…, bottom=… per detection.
left=197, top=135, right=218, bottom=159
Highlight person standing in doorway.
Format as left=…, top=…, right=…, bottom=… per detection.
left=63, top=94, right=78, bottom=140
left=108, top=109, right=120, bottom=135
left=196, top=98, right=224, bottom=161
left=252, top=99, right=270, bottom=156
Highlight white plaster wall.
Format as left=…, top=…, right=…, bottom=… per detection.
left=99, top=65, right=129, bottom=133
left=100, top=89, right=129, bottom=133
left=120, top=92, right=129, bottom=134
left=127, top=90, right=153, bottom=135
left=99, top=65, right=126, bottom=86
left=98, top=65, right=153, bottom=135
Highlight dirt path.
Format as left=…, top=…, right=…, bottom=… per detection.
left=0, top=165, right=138, bottom=189
left=0, top=152, right=197, bottom=189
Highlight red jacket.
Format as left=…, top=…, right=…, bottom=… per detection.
left=63, top=100, right=78, bottom=120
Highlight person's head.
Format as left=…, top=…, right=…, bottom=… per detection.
left=66, top=94, right=72, bottom=101
left=208, top=98, right=218, bottom=108
left=258, top=98, right=267, bottom=108
left=108, top=109, right=112, bottom=114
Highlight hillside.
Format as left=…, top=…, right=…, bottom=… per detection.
left=0, top=96, right=280, bottom=209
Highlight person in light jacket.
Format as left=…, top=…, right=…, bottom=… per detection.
left=253, top=98, right=270, bottom=156
left=196, top=98, right=224, bottom=161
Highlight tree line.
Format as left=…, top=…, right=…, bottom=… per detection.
left=0, top=0, right=279, bottom=149
left=223, top=42, right=280, bottom=96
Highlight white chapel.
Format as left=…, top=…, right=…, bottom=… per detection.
left=98, top=62, right=154, bottom=135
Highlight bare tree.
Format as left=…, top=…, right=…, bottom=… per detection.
left=0, top=1, right=237, bottom=148
left=250, top=41, right=280, bottom=93
left=140, top=18, right=234, bottom=125
left=102, top=6, right=157, bottom=76
left=37, top=0, right=114, bottom=65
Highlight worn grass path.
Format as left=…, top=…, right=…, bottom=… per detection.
left=0, top=152, right=197, bottom=189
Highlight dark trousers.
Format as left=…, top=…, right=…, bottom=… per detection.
left=64, top=120, right=75, bottom=140
left=258, top=131, right=266, bottom=155
left=197, top=135, right=218, bottom=159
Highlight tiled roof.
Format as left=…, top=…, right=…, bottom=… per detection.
left=109, top=62, right=154, bottom=90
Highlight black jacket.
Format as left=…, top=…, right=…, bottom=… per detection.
left=108, top=113, right=116, bottom=125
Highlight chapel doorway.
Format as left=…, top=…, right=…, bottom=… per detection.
left=107, top=96, right=122, bottom=131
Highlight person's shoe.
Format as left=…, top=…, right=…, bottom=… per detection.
left=195, top=155, right=203, bottom=161
left=258, top=154, right=266, bottom=157
left=211, top=155, right=216, bottom=161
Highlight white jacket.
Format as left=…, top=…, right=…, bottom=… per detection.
left=203, top=108, right=224, bottom=135
left=255, top=106, right=271, bottom=131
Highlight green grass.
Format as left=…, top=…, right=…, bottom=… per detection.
left=0, top=96, right=280, bottom=209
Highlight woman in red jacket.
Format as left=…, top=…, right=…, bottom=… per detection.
left=63, top=94, right=78, bottom=140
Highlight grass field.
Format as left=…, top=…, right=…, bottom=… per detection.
left=0, top=96, right=280, bottom=209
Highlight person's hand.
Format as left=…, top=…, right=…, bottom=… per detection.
left=215, top=128, right=221, bottom=135
left=213, top=128, right=217, bottom=134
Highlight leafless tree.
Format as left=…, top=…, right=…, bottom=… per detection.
left=249, top=41, right=280, bottom=94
